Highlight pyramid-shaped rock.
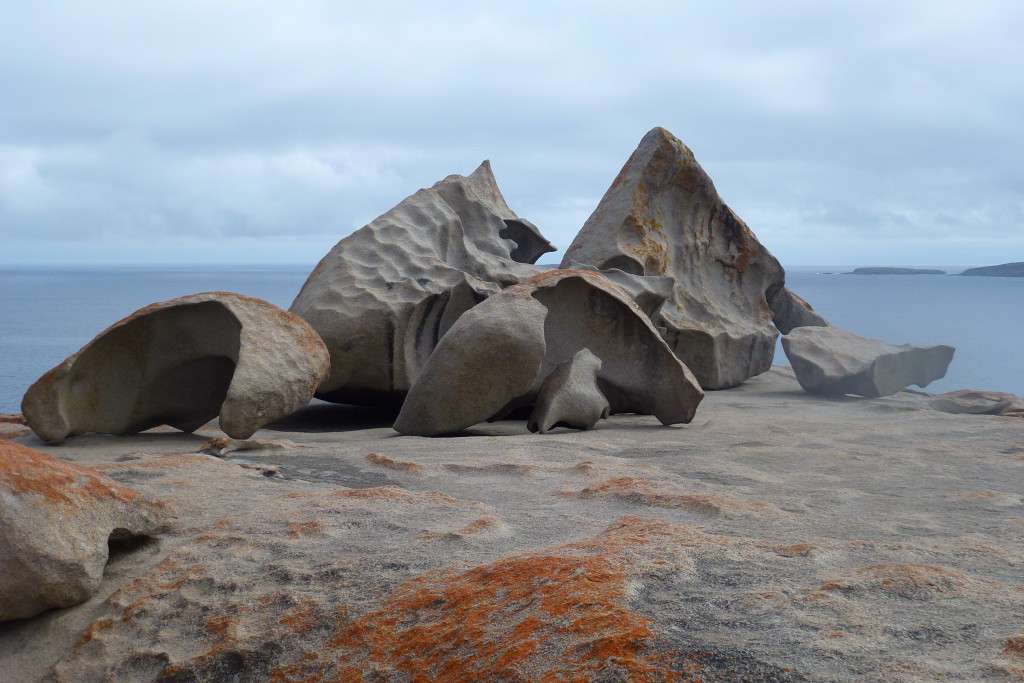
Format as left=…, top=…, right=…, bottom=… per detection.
left=561, top=127, right=823, bottom=389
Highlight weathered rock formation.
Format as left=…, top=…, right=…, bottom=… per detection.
left=394, top=270, right=704, bottom=436
left=0, top=441, right=168, bottom=621
left=22, top=292, right=329, bottom=443
left=527, top=348, right=610, bottom=434
left=781, top=325, right=955, bottom=397
left=290, top=161, right=555, bottom=407
left=560, top=127, right=822, bottom=388
left=960, top=262, right=1024, bottom=277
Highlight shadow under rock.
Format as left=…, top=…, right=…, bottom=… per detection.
left=263, top=400, right=401, bottom=433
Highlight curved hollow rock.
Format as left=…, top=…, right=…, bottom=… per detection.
left=781, top=325, right=955, bottom=397
left=561, top=127, right=822, bottom=389
left=394, top=270, right=704, bottom=436
left=290, top=161, right=555, bottom=407
left=391, top=294, right=549, bottom=436
left=0, top=441, right=169, bottom=621
left=528, top=348, right=610, bottom=434
left=22, top=292, right=330, bottom=442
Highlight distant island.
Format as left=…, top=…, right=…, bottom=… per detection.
left=847, top=267, right=946, bottom=275
left=960, top=262, right=1024, bottom=277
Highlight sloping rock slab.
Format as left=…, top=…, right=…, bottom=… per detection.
left=290, top=161, right=555, bottom=407
left=394, top=270, right=703, bottom=436
left=528, top=348, right=610, bottom=434
left=782, top=325, right=954, bottom=397
left=0, top=442, right=169, bottom=621
left=560, top=127, right=821, bottom=388
left=23, top=292, right=329, bottom=442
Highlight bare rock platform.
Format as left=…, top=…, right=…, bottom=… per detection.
left=2, top=367, right=1022, bottom=681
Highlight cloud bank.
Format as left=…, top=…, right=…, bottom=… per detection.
left=2, top=1, right=1022, bottom=265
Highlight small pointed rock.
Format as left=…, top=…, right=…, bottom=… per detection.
left=528, top=348, right=611, bottom=434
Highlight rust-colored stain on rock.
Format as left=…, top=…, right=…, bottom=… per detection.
left=814, top=563, right=992, bottom=600
left=364, top=452, right=424, bottom=472
left=320, top=516, right=709, bottom=682
left=0, top=440, right=143, bottom=506
left=567, top=476, right=777, bottom=517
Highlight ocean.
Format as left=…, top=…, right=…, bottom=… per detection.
left=1, top=265, right=1021, bottom=413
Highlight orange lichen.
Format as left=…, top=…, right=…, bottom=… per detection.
left=453, top=517, right=499, bottom=535
left=321, top=517, right=714, bottom=681
left=994, top=635, right=1024, bottom=679
left=1004, top=636, right=1024, bottom=655
left=280, top=601, right=330, bottom=636
left=76, top=617, right=118, bottom=647
left=954, top=491, right=1016, bottom=501
left=277, top=485, right=434, bottom=503
left=0, top=413, right=26, bottom=424
left=111, top=556, right=206, bottom=622
left=568, top=477, right=775, bottom=516
left=0, top=440, right=143, bottom=506
left=325, top=486, right=459, bottom=504
left=96, top=454, right=215, bottom=471
left=269, top=652, right=323, bottom=683
left=814, top=563, right=987, bottom=599
left=200, top=436, right=232, bottom=451
left=289, top=521, right=324, bottom=539
left=364, top=452, right=423, bottom=472
left=419, top=515, right=501, bottom=540
left=773, top=543, right=821, bottom=558
left=0, top=424, right=32, bottom=440
left=160, top=614, right=241, bottom=678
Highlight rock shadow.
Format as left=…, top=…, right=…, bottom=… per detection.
left=263, top=401, right=400, bottom=433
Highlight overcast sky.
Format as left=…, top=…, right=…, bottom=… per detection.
left=2, top=1, right=1021, bottom=267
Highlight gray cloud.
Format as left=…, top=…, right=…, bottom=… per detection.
left=2, top=0, right=1022, bottom=265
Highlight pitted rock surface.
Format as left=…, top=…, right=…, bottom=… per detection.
left=0, top=441, right=169, bottom=621
left=290, top=161, right=554, bottom=407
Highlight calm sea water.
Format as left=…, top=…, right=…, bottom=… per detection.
left=0, top=266, right=311, bottom=413
left=781, top=266, right=1023, bottom=399
left=1, top=265, right=1021, bottom=413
